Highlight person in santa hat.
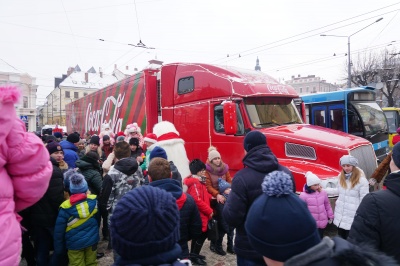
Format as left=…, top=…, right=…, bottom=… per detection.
left=124, top=123, right=144, bottom=147
left=152, top=121, right=191, bottom=182
left=142, top=133, right=158, bottom=173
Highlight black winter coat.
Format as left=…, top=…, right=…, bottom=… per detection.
left=223, top=145, right=294, bottom=260
left=349, top=171, right=400, bottom=263
left=29, top=157, right=65, bottom=228
left=149, top=179, right=202, bottom=258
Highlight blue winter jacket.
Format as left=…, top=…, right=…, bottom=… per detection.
left=54, top=194, right=99, bottom=253
left=59, top=140, right=79, bottom=169
left=223, top=144, right=294, bottom=260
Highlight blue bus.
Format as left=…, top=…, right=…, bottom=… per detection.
left=301, top=86, right=389, bottom=162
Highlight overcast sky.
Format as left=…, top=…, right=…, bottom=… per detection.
left=1, top=0, right=399, bottom=106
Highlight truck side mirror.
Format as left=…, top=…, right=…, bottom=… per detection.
left=223, top=102, right=238, bottom=135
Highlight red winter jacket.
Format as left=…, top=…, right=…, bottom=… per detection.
left=184, top=176, right=213, bottom=232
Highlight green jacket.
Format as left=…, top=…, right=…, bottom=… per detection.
left=76, top=160, right=102, bottom=196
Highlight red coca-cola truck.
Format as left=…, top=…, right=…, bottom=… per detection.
left=66, top=60, right=377, bottom=193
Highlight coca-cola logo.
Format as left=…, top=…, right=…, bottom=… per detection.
left=85, top=93, right=125, bottom=133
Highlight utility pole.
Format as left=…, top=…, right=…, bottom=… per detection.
left=321, top=18, right=383, bottom=88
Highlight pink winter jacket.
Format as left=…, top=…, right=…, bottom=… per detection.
left=299, top=185, right=334, bottom=229
left=0, top=86, right=52, bottom=266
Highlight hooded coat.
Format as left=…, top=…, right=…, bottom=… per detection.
left=75, top=158, right=102, bottom=196
left=349, top=171, right=400, bottom=263
left=149, top=178, right=202, bottom=258
left=99, top=157, right=140, bottom=219
left=184, top=176, right=213, bottom=232
left=59, top=140, right=79, bottom=169
left=0, top=86, right=52, bottom=266
left=223, top=145, right=294, bottom=260
left=299, top=185, right=334, bottom=229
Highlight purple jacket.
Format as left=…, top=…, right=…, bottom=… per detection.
left=0, top=86, right=52, bottom=266
left=299, top=185, right=334, bottom=229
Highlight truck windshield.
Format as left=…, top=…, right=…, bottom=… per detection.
left=351, top=102, right=387, bottom=136
left=244, top=98, right=303, bottom=128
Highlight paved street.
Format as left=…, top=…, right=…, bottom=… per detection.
left=20, top=224, right=338, bottom=265
left=96, top=238, right=237, bottom=266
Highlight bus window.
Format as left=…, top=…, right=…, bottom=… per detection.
left=314, top=110, right=326, bottom=127
left=348, top=105, right=363, bottom=137
left=330, top=109, right=343, bottom=131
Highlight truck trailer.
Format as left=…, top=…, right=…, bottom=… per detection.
left=66, top=61, right=377, bottom=193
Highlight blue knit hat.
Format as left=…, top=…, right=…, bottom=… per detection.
left=110, top=186, right=181, bottom=260
left=150, top=146, right=168, bottom=161
left=245, top=171, right=320, bottom=262
left=68, top=171, right=88, bottom=194
left=244, top=131, right=267, bottom=152
left=218, top=178, right=231, bottom=194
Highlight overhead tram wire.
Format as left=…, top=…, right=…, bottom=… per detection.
left=268, top=40, right=400, bottom=72
left=216, top=8, right=400, bottom=64
left=366, top=9, right=400, bottom=48
left=210, top=2, right=400, bottom=63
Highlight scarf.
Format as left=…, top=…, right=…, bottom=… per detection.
left=206, top=163, right=229, bottom=176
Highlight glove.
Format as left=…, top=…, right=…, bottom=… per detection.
left=369, top=178, right=377, bottom=186
left=328, top=219, right=333, bottom=224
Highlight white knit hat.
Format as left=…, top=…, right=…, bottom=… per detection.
left=339, top=155, right=358, bottom=167
left=305, top=171, right=321, bottom=186
left=208, top=146, right=221, bottom=162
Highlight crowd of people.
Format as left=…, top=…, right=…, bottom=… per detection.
left=1, top=85, right=399, bottom=266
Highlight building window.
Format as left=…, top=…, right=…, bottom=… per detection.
left=65, top=91, right=70, bottom=98
left=306, top=87, right=309, bottom=92
left=300, top=88, right=302, bottom=93
left=23, top=96, right=28, bottom=108
left=84, top=93, right=88, bottom=96
left=74, top=92, right=79, bottom=98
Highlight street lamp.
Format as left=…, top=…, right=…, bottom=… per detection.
left=321, top=17, right=383, bottom=88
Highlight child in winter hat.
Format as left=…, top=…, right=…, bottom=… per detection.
left=69, top=171, right=88, bottom=194
left=245, top=170, right=321, bottom=263
left=110, top=186, right=184, bottom=265
left=54, top=170, right=99, bottom=265
left=299, top=172, right=334, bottom=238
left=218, top=177, right=231, bottom=199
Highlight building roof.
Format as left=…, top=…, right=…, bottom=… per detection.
left=59, top=68, right=118, bottom=89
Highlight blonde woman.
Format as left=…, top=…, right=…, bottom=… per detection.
left=327, top=155, right=369, bottom=239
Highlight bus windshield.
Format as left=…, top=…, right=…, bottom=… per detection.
left=245, top=98, right=303, bottom=128
left=351, top=102, right=387, bottom=136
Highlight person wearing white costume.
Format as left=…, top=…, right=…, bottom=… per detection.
left=152, top=121, right=191, bottom=182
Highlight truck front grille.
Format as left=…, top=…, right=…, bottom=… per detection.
left=349, top=145, right=377, bottom=179
left=285, top=143, right=316, bottom=160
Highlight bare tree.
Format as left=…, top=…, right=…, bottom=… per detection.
left=350, top=52, right=379, bottom=86
left=348, top=49, right=400, bottom=107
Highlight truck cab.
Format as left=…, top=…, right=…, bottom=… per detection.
left=159, top=63, right=377, bottom=193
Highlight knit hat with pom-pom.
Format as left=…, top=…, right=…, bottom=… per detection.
left=208, top=146, right=221, bottom=162
left=245, top=170, right=320, bottom=262
left=68, top=170, right=88, bottom=194
left=110, top=186, right=181, bottom=260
